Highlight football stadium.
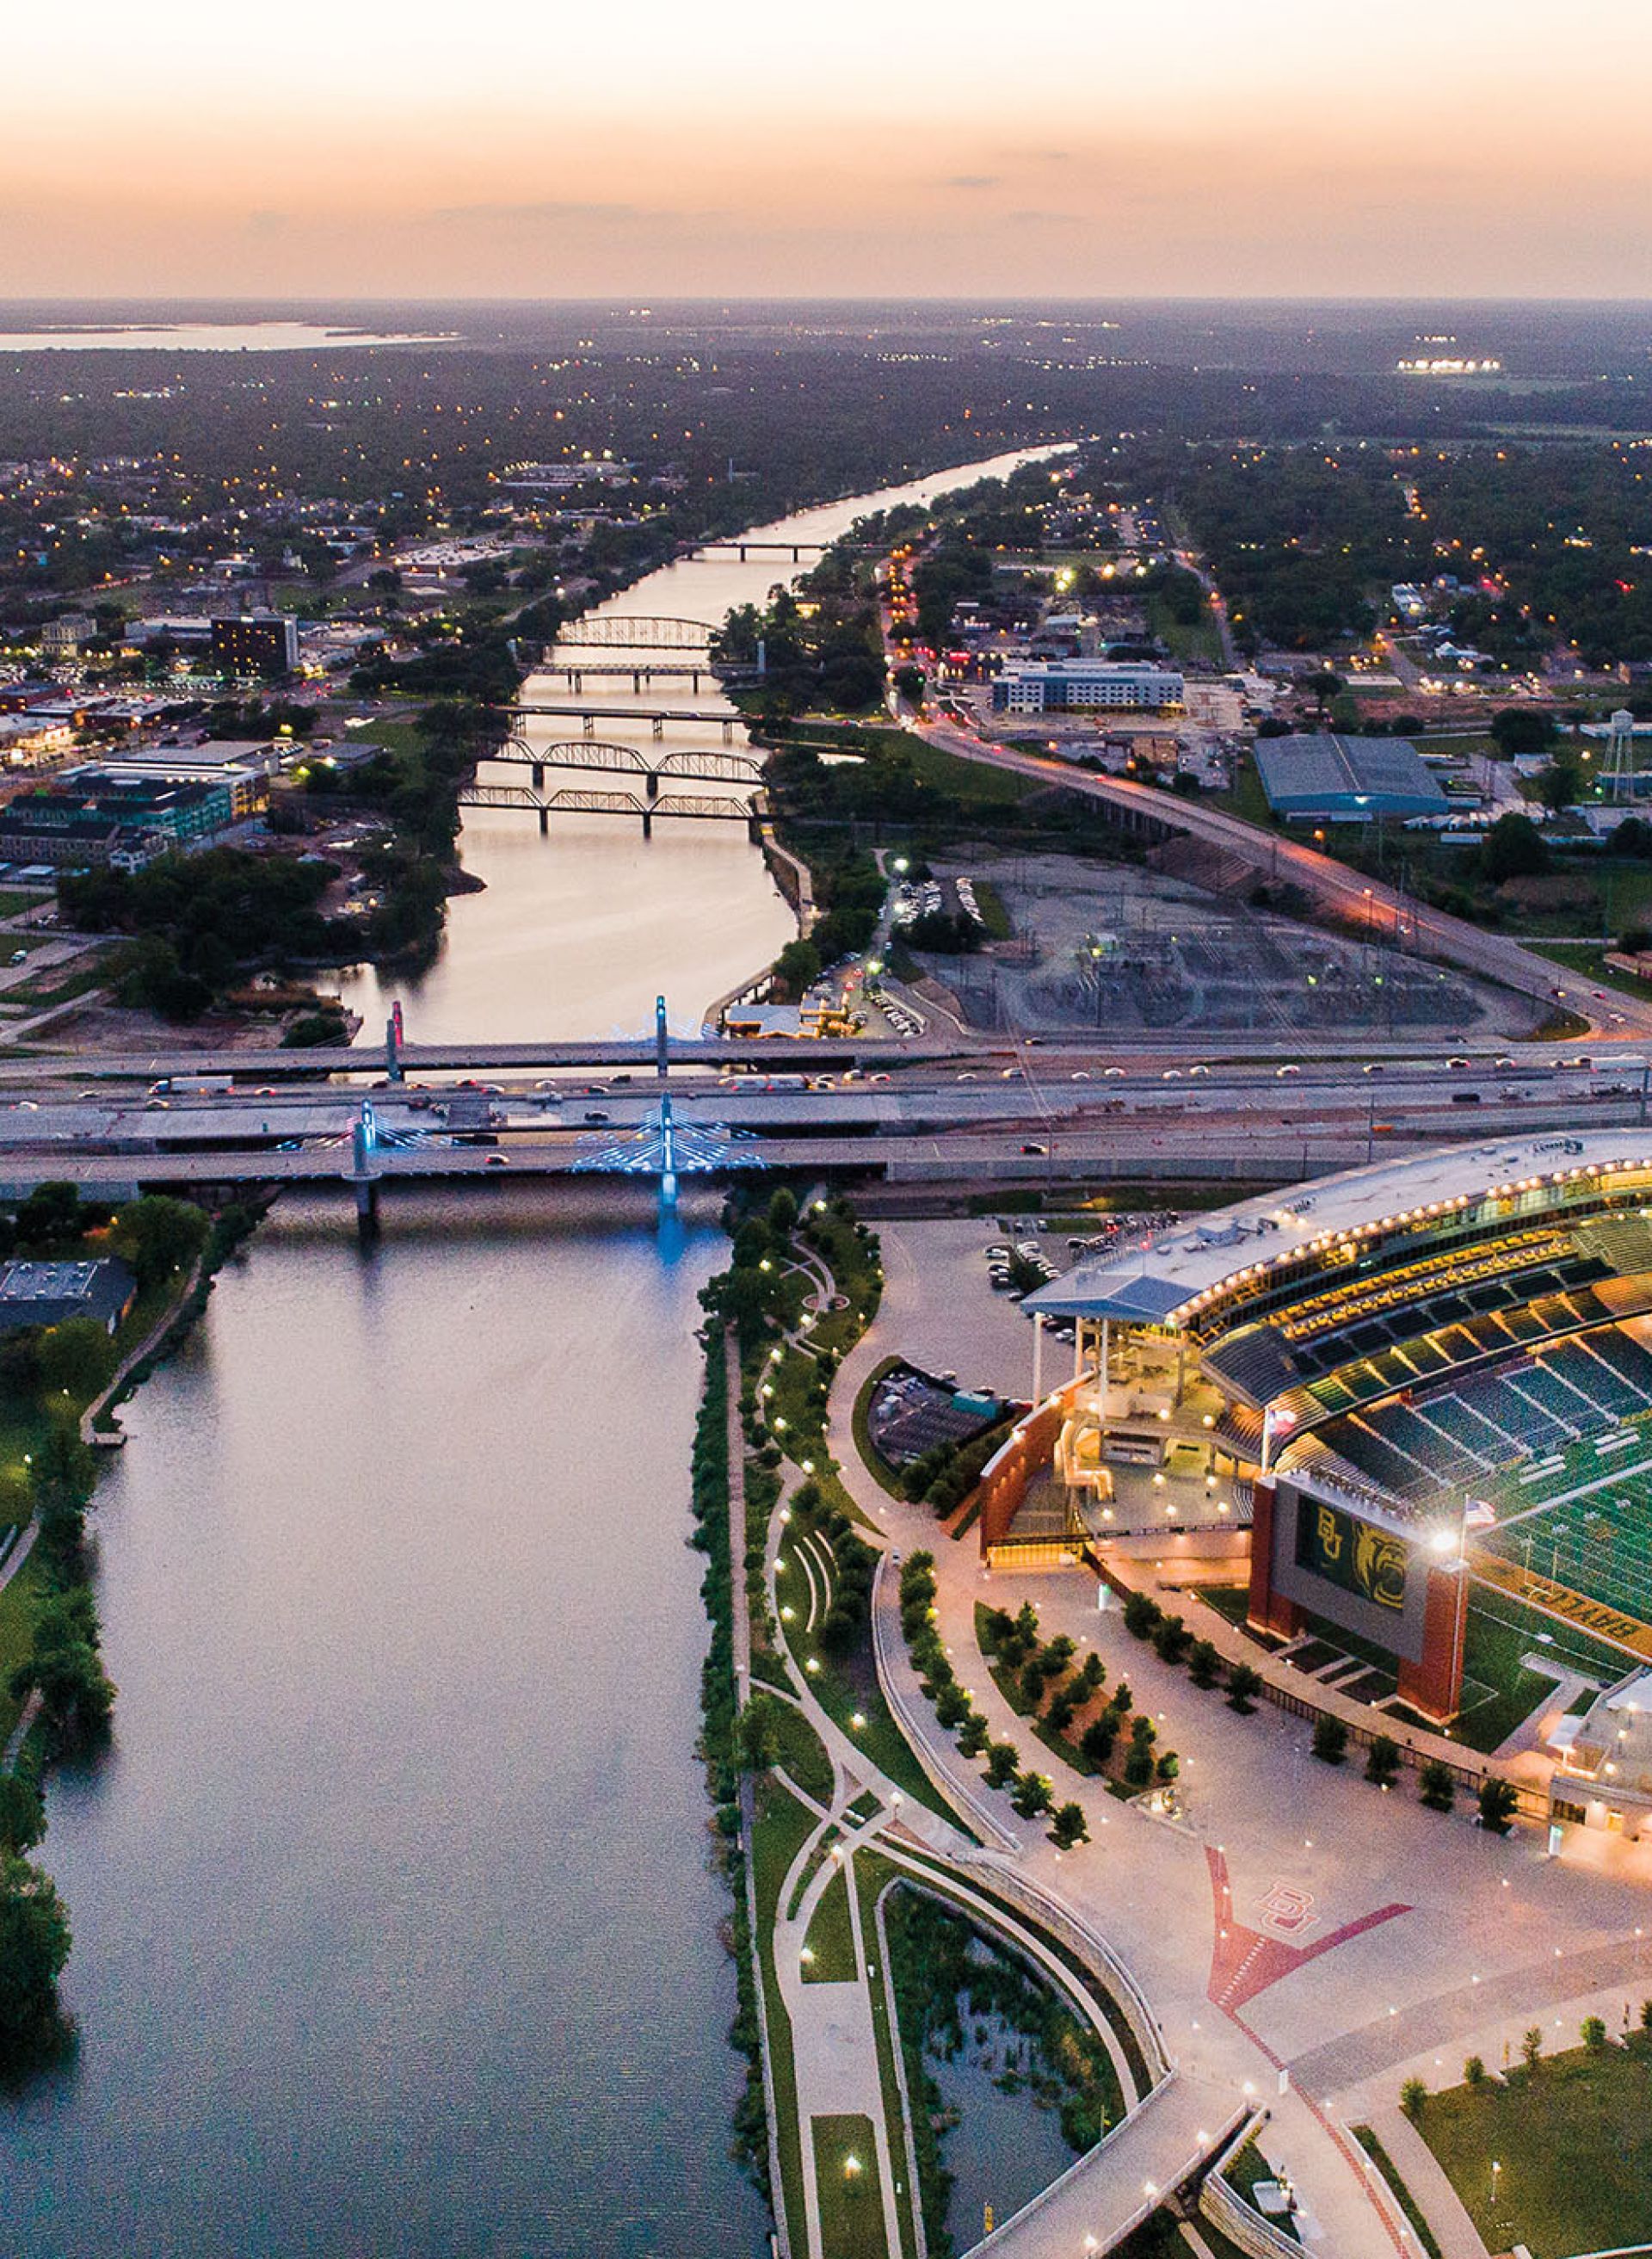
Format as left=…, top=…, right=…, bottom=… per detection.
left=970, top=1132, right=1652, bottom=1836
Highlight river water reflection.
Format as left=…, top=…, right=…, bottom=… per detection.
left=0, top=445, right=1064, bottom=2255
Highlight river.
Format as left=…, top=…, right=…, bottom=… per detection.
left=0, top=443, right=1063, bottom=2257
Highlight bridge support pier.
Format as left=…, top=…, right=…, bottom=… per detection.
left=650, top=714, right=664, bottom=741
left=641, top=807, right=653, bottom=840
left=531, top=762, right=544, bottom=790
left=583, top=713, right=596, bottom=738
left=354, top=1176, right=380, bottom=1234
left=656, top=994, right=669, bottom=1080
left=538, top=805, right=549, bottom=835
left=644, top=770, right=659, bottom=800
left=691, top=670, right=701, bottom=694
left=632, top=670, right=643, bottom=694
left=737, top=545, right=748, bottom=564
left=722, top=718, right=734, bottom=744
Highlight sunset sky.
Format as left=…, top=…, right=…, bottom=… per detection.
left=9, top=0, right=1652, bottom=299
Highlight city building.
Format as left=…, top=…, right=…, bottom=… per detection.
left=0, top=771, right=238, bottom=867
left=209, top=612, right=299, bottom=679
left=990, top=659, right=1184, bottom=714
left=0, top=1258, right=136, bottom=1337
left=1253, top=732, right=1448, bottom=823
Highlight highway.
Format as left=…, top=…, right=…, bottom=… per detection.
left=912, top=714, right=1652, bottom=1038
left=0, top=1052, right=1640, bottom=1195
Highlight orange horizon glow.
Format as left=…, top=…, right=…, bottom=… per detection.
left=6, top=1, right=1652, bottom=299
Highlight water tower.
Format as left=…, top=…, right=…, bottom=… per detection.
left=1606, top=708, right=1638, bottom=802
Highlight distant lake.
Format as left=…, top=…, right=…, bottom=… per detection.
left=0, top=322, right=455, bottom=353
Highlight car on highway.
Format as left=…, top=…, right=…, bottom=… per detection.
left=484, top=1154, right=509, bottom=1168
left=1188, top=1064, right=1211, bottom=1077
left=1020, top=1142, right=1047, bottom=1155
left=1103, top=1067, right=1126, bottom=1078
left=583, top=1109, right=610, bottom=1124
left=1275, top=1064, right=1301, bottom=1077
left=1362, top=1063, right=1384, bottom=1076
left=1162, top=1069, right=1183, bottom=1081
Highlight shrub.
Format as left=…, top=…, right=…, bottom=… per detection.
left=934, top=1682, right=970, bottom=1730
left=1050, top=1801, right=1089, bottom=1850
left=1019, top=1658, right=1048, bottom=1711
left=1075, top=1652, right=1106, bottom=1698
left=1111, top=1679, right=1133, bottom=1717
left=957, top=1712, right=989, bottom=1759
left=1520, top=2026, right=1542, bottom=2072
left=1123, top=1743, right=1156, bottom=1788
left=1311, top=1715, right=1349, bottom=1766
left=1156, top=1751, right=1180, bottom=1783
left=1464, top=2055, right=1486, bottom=2088
left=1129, top=1713, right=1156, bottom=1748
left=1419, top=1759, right=1456, bottom=1812
left=1226, top=1662, right=1263, bottom=1713
left=1045, top=1689, right=1078, bottom=1737
left=1400, top=2077, right=1427, bottom=2121
left=1582, top=2015, right=1608, bottom=2052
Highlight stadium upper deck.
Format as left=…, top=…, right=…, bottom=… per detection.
left=1026, top=1131, right=1652, bottom=1364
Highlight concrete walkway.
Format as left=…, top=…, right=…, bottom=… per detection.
left=825, top=1235, right=1411, bottom=2259
left=1359, top=2108, right=1492, bottom=2259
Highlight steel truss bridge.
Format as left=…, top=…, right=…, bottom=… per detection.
left=555, top=615, right=714, bottom=651
left=509, top=701, right=743, bottom=743
left=486, top=738, right=765, bottom=793
left=458, top=780, right=765, bottom=836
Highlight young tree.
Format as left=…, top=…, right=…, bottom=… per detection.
left=1399, top=2077, right=1427, bottom=2121
left=957, top=1711, right=989, bottom=1759
left=1050, top=1801, right=1089, bottom=1850
left=1225, top=1662, right=1263, bottom=1713
left=1080, top=1715, right=1117, bottom=1768
left=1464, top=2055, right=1486, bottom=2089
left=1581, top=2015, right=1608, bottom=2053
left=1419, top=1759, right=1457, bottom=1812
left=1520, top=2026, right=1543, bottom=2074
left=1121, top=1591, right=1162, bottom=1640
left=1187, top=1639, right=1222, bottom=1689
left=1477, top=1778, right=1518, bottom=1836
left=1365, top=1734, right=1401, bottom=1787
left=983, top=1741, right=1020, bottom=1791
left=1311, top=1715, right=1349, bottom=1766
left=1011, top=1770, right=1053, bottom=1819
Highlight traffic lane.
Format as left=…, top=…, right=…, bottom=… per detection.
left=915, top=719, right=1652, bottom=1038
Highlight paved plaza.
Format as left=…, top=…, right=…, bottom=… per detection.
left=823, top=1218, right=1652, bottom=2257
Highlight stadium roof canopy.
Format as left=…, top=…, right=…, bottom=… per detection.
left=1254, top=732, right=1447, bottom=820
left=1023, top=1131, right=1652, bottom=1331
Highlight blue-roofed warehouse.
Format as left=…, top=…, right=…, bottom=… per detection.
left=1253, top=732, right=1448, bottom=824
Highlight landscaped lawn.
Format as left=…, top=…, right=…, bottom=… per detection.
left=801, top=1862, right=858, bottom=1983
left=1418, top=2040, right=1652, bottom=2258
left=811, top=2114, right=890, bottom=2259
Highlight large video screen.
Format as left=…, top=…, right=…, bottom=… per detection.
left=1293, top=1497, right=1408, bottom=1613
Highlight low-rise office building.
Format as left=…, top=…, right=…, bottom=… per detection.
left=990, top=659, right=1184, bottom=714
left=0, top=1258, right=137, bottom=1336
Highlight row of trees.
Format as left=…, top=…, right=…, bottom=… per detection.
left=900, top=1558, right=1088, bottom=1845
